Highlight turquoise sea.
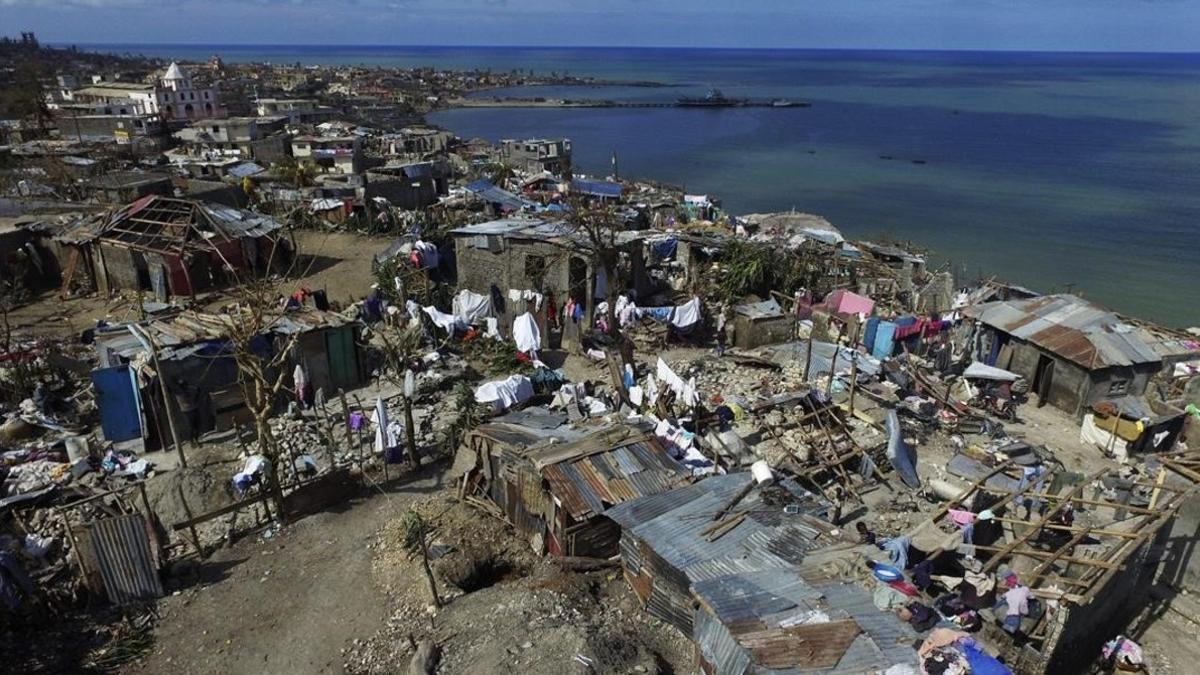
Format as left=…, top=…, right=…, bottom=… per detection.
left=82, top=45, right=1200, bottom=327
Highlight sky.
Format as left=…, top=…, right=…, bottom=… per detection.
left=1, top=0, right=1198, bottom=52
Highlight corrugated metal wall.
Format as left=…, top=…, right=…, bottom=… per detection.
left=88, top=513, right=164, bottom=605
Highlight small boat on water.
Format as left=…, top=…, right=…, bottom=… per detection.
left=677, top=88, right=748, bottom=107
left=772, top=99, right=795, bottom=107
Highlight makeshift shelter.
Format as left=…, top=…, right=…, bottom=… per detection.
left=925, top=454, right=1200, bottom=675
left=962, top=295, right=1162, bottom=418
left=820, top=289, right=875, bottom=318
left=459, top=424, right=691, bottom=557
left=91, top=307, right=361, bottom=449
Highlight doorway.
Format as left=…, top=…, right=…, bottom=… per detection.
left=1033, top=355, right=1055, bottom=408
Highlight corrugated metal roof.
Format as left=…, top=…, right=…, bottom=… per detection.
left=541, top=436, right=690, bottom=521
left=963, top=294, right=1160, bottom=369
left=462, top=179, right=536, bottom=212
left=201, top=202, right=284, bottom=238
left=754, top=340, right=882, bottom=379
left=608, top=475, right=918, bottom=673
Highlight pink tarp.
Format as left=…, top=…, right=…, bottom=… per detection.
left=823, top=289, right=875, bottom=317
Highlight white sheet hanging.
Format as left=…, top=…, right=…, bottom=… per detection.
left=656, top=357, right=699, bottom=406
left=671, top=297, right=702, bottom=329
left=422, top=305, right=466, bottom=334
left=512, top=312, right=541, bottom=353
left=452, top=289, right=495, bottom=323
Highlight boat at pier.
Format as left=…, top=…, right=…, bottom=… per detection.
left=677, top=88, right=748, bottom=107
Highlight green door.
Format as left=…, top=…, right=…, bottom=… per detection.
left=325, top=326, right=359, bottom=388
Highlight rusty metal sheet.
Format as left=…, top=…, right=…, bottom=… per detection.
left=88, top=513, right=163, bottom=605
left=735, top=618, right=862, bottom=670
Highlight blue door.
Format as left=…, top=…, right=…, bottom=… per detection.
left=92, top=365, right=142, bottom=442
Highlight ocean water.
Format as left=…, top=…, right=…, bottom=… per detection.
left=82, top=45, right=1200, bottom=326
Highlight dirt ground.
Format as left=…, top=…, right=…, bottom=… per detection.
left=123, top=465, right=448, bottom=675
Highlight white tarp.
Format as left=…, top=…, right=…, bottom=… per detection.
left=656, top=357, right=699, bottom=406
left=1080, top=413, right=1130, bottom=463
left=964, top=362, right=1020, bottom=382
left=310, top=197, right=342, bottom=212
left=452, top=289, right=495, bottom=324
left=512, top=312, right=541, bottom=353
left=671, top=297, right=702, bottom=329
left=422, top=305, right=466, bottom=334
left=474, top=374, right=534, bottom=413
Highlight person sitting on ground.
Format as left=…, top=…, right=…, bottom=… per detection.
left=856, top=521, right=877, bottom=546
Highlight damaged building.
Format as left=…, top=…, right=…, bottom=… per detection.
left=459, top=423, right=692, bottom=557
left=41, top=195, right=291, bottom=300
left=962, top=294, right=1164, bottom=417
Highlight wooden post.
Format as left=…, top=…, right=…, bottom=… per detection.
left=824, top=319, right=848, bottom=398
left=847, top=321, right=862, bottom=415
left=338, top=389, right=355, bottom=454
left=132, top=326, right=187, bottom=468
left=352, top=394, right=368, bottom=471
left=802, top=327, right=815, bottom=382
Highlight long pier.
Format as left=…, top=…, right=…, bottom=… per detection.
left=447, top=98, right=811, bottom=110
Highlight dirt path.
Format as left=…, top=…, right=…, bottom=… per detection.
left=127, top=467, right=446, bottom=675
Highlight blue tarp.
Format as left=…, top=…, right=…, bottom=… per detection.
left=864, top=317, right=880, bottom=353
left=872, top=321, right=896, bottom=360
left=886, top=410, right=920, bottom=489
left=961, top=640, right=1013, bottom=675
left=571, top=178, right=622, bottom=199
left=92, top=365, right=142, bottom=442
left=651, top=238, right=678, bottom=260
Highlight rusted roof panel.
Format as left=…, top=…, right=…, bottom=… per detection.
left=963, top=294, right=1160, bottom=369
left=736, top=619, right=862, bottom=670
left=541, top=435, right=689, bottom=521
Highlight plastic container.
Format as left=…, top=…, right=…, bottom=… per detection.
left=750, top=460, right=775, bottom=485
left=872, top=563, right=904, bottom=582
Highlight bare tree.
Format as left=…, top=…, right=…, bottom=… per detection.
left=219, top=278, right=300, bottom=520
left=561, top=197, right=632, bottom=349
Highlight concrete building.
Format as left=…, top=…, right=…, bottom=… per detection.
left=449, top=218, right=650, bottom=317
left=291, top=135, right=363, bottom=175
left=501, top=138, right=572, bottom=178
left=60, top=62, right=224, bottom=123
left=364, top=160, right=451, bottom=210
left=155, top=62, right=224, bottom=122
left=255, top=98, right=334, bottom=124
left=173, top=116, right=290, bottom=162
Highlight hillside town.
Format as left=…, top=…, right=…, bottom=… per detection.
left=4, top=36, right=1200, bottom=675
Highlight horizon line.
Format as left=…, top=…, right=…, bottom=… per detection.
left=56, top=41, right=1200, bottom=57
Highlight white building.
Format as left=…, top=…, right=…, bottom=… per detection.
left=156, top=62, right=224, bottom=121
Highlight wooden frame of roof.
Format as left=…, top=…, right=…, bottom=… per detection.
left=100, top=195, right=234, bottom=257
